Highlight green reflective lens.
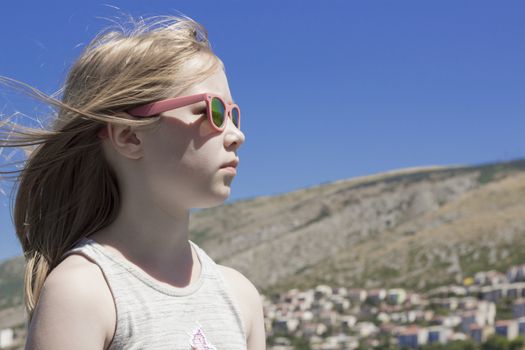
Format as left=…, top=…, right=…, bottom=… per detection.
left=232, top=107, right=240, bottom=128
left=211, top=97, right=225, bottom=128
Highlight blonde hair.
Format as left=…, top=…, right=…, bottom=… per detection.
left=0, top=13, right=224, bottom=324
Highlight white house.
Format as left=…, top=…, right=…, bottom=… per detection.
left=0, top=328, right=14, bottom=349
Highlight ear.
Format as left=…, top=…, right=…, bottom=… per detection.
left=104, top=123, right=144, bottom=160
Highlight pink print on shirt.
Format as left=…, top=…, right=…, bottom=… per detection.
left=189, top=325, right=217, bottom=350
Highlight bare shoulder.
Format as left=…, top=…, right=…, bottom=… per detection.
left=216, top=264, right=260, bottom=300
left=217, top=265, right=266, bottom=349
left=25, top=254, right=116, bottom=350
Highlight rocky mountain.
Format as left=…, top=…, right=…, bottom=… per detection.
left=1, top=158, right=524, bottom=329
left=188, top=158, right=525, bottom=295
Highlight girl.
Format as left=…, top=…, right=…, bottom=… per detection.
left=0, top=14, right=266, bottom=350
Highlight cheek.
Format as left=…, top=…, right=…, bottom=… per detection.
left=143, top=122, right=190, bottom=163
left=138, top=119, right=227, bottom=208
left=151, top=117, right=221, bottom=172
left=140, top=134, right=208, bottom=185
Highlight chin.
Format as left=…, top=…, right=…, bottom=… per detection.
left=195, top=189, right=231, bottom=209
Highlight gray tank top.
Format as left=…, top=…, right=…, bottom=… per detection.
left=60, top=237, right=247, bottom=350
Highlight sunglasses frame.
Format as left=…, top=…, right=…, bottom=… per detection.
left=126, top=92, right=241, bottom=132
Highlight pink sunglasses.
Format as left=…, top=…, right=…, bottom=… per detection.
left=126, top=92, right=241, bottom=132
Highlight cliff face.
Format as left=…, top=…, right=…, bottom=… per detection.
left=188, top=159, right=525, bottom=294
left=1, top=158, right=525, bottom=328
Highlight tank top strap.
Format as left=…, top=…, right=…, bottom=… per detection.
left=60, top=236, right=116, bottom=271
left=188, top=240, right=248, bottom=339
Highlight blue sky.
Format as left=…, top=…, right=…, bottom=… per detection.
left=0, top=1, right=524, bottom=261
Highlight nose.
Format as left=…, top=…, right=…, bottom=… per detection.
left=224, top=116, right=245, bottom=149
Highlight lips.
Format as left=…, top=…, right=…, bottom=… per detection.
left=221, top=159, right=239, bottom=169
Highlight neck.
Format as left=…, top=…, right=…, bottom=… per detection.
left=89, top=194, right=198, bottom=286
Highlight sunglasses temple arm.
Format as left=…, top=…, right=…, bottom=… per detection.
left=127, top=93, right=208, bottom=117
